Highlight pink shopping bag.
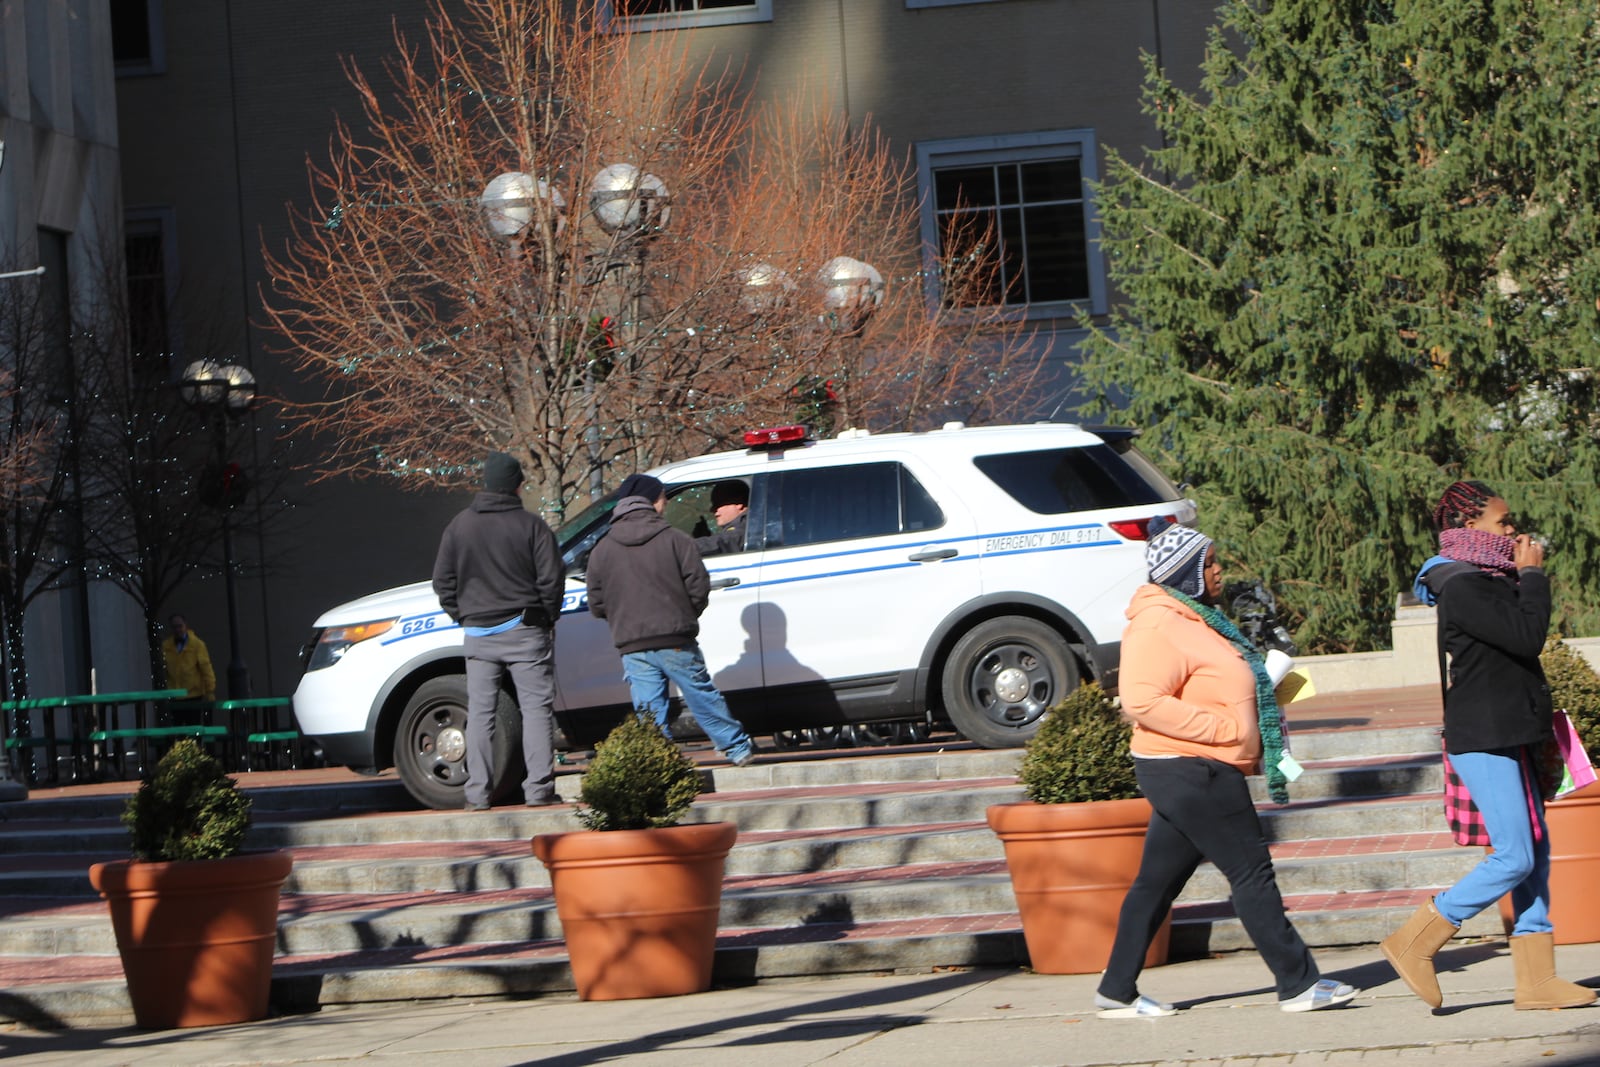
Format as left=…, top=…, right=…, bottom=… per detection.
left=1553, top=708, right=1598, bottom=798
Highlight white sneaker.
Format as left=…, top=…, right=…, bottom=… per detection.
left=1280, top=978, right=1358, bottom=1013
left=1094, top=992, right=1176, bottom=1018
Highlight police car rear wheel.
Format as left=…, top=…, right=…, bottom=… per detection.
left=941, top=617, right=1079, bottom=748
left=393, top=676, right=523, bottom=810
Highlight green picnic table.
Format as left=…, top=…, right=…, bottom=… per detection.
left=2, top=688, right=198, bottom=782
left=211, top=696, right=300, bottom=770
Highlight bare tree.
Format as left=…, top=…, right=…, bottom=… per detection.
left=262, top=0, right=1042, bottom=519
left=73, top=241, right=299, bottom=691
left=0, top=253, right=73, bottom=701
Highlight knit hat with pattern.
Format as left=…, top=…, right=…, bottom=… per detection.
left=1145, top=517, right=1213, bottom=598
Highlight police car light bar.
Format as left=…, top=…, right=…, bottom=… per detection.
left=744, top=424, right=809, bottom=448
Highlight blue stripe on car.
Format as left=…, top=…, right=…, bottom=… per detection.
left=387, top=524, right=1117, bottom=628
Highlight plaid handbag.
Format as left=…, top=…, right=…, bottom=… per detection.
left=1441, top=741, right=1545, bottom=847
left=1441, top=746, right=1489, bottom=846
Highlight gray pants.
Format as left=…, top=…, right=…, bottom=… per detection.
left=463, top=623, right=557, bottom=806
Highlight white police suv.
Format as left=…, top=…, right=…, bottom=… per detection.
left=294, top=422, right=1194, bottom=808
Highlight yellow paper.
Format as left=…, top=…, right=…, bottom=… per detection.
left=1274, top=669, right=1317, bottom=704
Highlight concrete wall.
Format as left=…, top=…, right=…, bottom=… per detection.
left=1296, top=596, right=1600, bottom=695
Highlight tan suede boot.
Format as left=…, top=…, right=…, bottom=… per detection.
left=1380, top=898, right=1458, bottom=1008
left=1510, top=932, right=1598, bottom=1010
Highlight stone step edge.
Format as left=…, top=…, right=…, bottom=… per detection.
left=0, top=828, right=1477, bottom=926
left=0, top=799, right=1457, bottom=877
left=0, top=749, right=1446, bottom=832
left=0, top=888, right=1505, bottom=1029
left=0, top=885, right=1463, bottom=981
left=0, top=781, right=1454, bottom=865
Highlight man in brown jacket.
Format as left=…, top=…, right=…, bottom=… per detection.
left=585, top=473, right=756, bottom=766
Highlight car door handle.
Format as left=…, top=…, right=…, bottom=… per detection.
left=908, top=547, right=958, bottom=562
left=709, top=577, right=741, bottom=589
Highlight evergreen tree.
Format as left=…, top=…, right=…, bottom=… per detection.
left=1080, top=0, right=1600, bottom=650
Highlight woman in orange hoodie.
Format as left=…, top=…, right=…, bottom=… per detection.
left=1094, top=519, right=1357, bottom=1018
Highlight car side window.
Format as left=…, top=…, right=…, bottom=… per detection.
left=663, top=483, right=718, bottom=539
left=769, top=462, right=945, bottom=548
left=973, top=445, right=1171, bottom=514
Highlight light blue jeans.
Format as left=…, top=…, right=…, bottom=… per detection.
left=621, top=645, right=753, bottom=763
left=1434, top=746, right=1552, bottom=935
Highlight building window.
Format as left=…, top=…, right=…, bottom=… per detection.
left=916, top=131, right=1105, bottom=316
left=124, top=210, right=177, bottom=372
left=111, top=0, right=166, bottom=76
left=906, top=0, right=1010, bottom=8
left=603, top=0, right=772, bottom=32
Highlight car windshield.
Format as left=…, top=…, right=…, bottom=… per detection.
left=556, top=495, right=621, bottom=570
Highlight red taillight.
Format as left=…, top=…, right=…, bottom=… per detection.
left=744, top=424, right=809, bottom=448
left=1108, top=515, right=1174, bottom=541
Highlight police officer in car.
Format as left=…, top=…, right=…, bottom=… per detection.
left=694, top=479, right=749, bottom=557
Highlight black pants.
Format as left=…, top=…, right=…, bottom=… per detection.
left=1098, top=756, right=1319, bottom=1002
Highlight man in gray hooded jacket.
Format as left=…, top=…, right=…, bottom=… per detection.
left=432, top=451, right=563, bottom=810
left=585, top=473, right=756, bottom=766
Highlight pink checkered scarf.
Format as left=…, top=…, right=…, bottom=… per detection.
left=1439, top=527, right=1517, bottom=575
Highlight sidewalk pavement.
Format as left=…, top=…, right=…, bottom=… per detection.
left=4, top=940, right=1597, bottom=1065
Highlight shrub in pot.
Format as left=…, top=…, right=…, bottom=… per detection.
left=531, top=713, right=737, bottom=1000
left=987, top=682, right=1166, bottom=974
left=87, top=739, right=292, bottom=1028
left=1501, top=640, right=1600, bottom=944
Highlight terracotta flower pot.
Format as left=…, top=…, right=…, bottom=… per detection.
left=987, top=798, right=1168, bottom=975
left=1496, top=780, right=1600, bottom=944
left=532, top=821, right=737, bottom=1001
left=88, top=850, right=293, bottom=1029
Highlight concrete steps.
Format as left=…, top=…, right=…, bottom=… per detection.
left=0, top=719, right=1499, bottom=1028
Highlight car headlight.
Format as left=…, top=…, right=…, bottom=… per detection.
left=304, top=618, right=397, bottom=672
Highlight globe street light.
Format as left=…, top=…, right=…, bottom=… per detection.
left=819, top=255, right=884, bottom=336
left=588, top=164, right=671, bottom=236
left=480, top=171, right=566, bottom=257
left=180, top=359, right=257, bottom=701
left=738, top=262, right=796, bottom=315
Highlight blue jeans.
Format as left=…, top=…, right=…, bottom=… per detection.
left=621, top=645, right=753, bottom=762
left=1435, top=747, right=1551, bottom=934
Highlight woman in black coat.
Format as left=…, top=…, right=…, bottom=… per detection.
left=1380, top=480, right=1594, bottom=1012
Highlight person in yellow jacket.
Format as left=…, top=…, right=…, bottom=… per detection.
left=161, top=614, right=216, bottom=702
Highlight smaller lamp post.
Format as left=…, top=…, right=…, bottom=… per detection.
left=180, top=359, right=257, bottom=701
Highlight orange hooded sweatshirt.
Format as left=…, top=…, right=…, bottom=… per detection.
left=1119, top=584, right=1261, bottom=774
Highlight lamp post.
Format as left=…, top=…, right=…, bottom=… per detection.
left=481, top=163, right=672, bottom=502
left=180, top=359, right=257, bottom=701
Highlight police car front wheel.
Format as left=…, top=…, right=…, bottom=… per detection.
left=940, top=616, right=1080, bottom=749
left=393, top=676, right=524, bottom=810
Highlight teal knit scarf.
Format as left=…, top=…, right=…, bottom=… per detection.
left=1164, top=587, right=1291, bottom=804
